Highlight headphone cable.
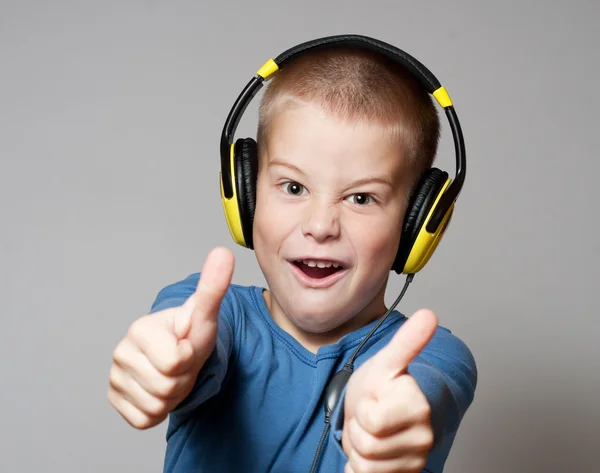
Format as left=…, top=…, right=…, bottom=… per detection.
left=347, top=273, right=414, bottom=366
left=308, top=273, right=415, bottom=473
left=308, top=419, right=331, bottom=473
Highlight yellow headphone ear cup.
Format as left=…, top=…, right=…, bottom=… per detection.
left=220, top=139, right=259, bottom=248
left=220, top=142, right=247, bottom=247
left=403, top=192, right=453, bottom=273
left=393, top=169, right=450, bottom=274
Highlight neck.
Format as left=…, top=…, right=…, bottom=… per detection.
left=262, top=288, right=388, bottom=354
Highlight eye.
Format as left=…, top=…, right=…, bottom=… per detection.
left=281, top=181, right=307, bottom=196
left=347, top=193, right=374, bottom=206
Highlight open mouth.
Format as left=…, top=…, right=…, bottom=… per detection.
left=292, top=259, right=344, bottom=279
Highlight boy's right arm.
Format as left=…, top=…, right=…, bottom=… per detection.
left=107, top=247, right=235, bottom=430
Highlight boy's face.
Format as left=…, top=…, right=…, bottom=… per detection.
left=253, top=102, right=410, bottom=340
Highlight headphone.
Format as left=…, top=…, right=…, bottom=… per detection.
left=219, top=34, right=466, bottom=275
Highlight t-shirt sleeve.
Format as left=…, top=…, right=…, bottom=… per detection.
left=149, top=273, right=237, bottom=428
left=329, top=325, right=477, bottom=468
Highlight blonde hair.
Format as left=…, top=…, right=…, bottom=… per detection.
left=257, top=47, right=441, bottom=189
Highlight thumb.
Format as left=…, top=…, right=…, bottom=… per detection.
left=374, top=309, right=438, bottom=379
left=174, top=247, right=235, bottom=341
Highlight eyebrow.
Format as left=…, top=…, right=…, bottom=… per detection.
left=346, top=176, right=394, bottom=189
left=268, top=158, right=394, bottom=189
left=268, top=159, right=307, bottom=177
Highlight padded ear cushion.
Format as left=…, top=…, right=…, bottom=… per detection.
left=235, top=138, right=259, bottom=249
left=392, top=168, right=448, bottom=273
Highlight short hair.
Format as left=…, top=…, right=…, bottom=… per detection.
left=256, top=46, right=441, bottom=194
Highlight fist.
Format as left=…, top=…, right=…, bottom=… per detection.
left=107, top=247, right=234, bottom=429
left=342, top=310, right=438, bottom=473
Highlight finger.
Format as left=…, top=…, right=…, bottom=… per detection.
left=184, top=247, right=234, bottom=352
left=131, top=360, right=196, bottom=400
left=348, top=446, right=427, bottom=473
left=185, top=246, right=235, bottom=324
left=374, top=309, right=438, bottom=379
left=356, top=375, right=432, bottom=437
left=107, top=385, right=158, bottom=430
left=125, top=316, right=195, bottom=376
left=118, top=347, right=195, bottom=400
left=342, top=413, right=354, bottom=456
left=109, top=363, right=173, bottom=418
left=348, top=415, right=434, bottom=461
left=174, top=247, right=234, bottom=340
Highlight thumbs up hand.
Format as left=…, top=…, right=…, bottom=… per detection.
left=108, top=247, right=235, bottom=429
left=341, top=309, right=439, bottom=473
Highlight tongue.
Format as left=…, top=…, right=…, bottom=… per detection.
left=299, top=263, right=339, bottom=279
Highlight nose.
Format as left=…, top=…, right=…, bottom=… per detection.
left=301, top=197, right=341, bottom=243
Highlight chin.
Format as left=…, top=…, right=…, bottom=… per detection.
left=280, top=294, right=358, bottom=333
left=287, top=309, right=350, bottom=334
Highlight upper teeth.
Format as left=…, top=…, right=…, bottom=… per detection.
left=297, top=259, right=341, bottom=268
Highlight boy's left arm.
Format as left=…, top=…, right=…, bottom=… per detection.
left=331, top=309, right=477, bottom=473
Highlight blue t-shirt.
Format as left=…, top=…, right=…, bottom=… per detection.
left=150, top=273, right=477, bottom=473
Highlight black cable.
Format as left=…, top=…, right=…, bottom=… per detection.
left=308, top=274, right=415, bottom=472
left=347, top=273, right=414, bottom=365
left=308, top=418, right=331, bottom=473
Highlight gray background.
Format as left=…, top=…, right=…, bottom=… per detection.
left=2, top=1, right=598, bottom=472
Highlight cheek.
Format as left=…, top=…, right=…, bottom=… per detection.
left=253, top=184, right=295, bottom=254
left=350, top=213, right=402, bottom=264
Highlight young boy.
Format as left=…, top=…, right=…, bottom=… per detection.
left=108, top=37, right=477, bottom=473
